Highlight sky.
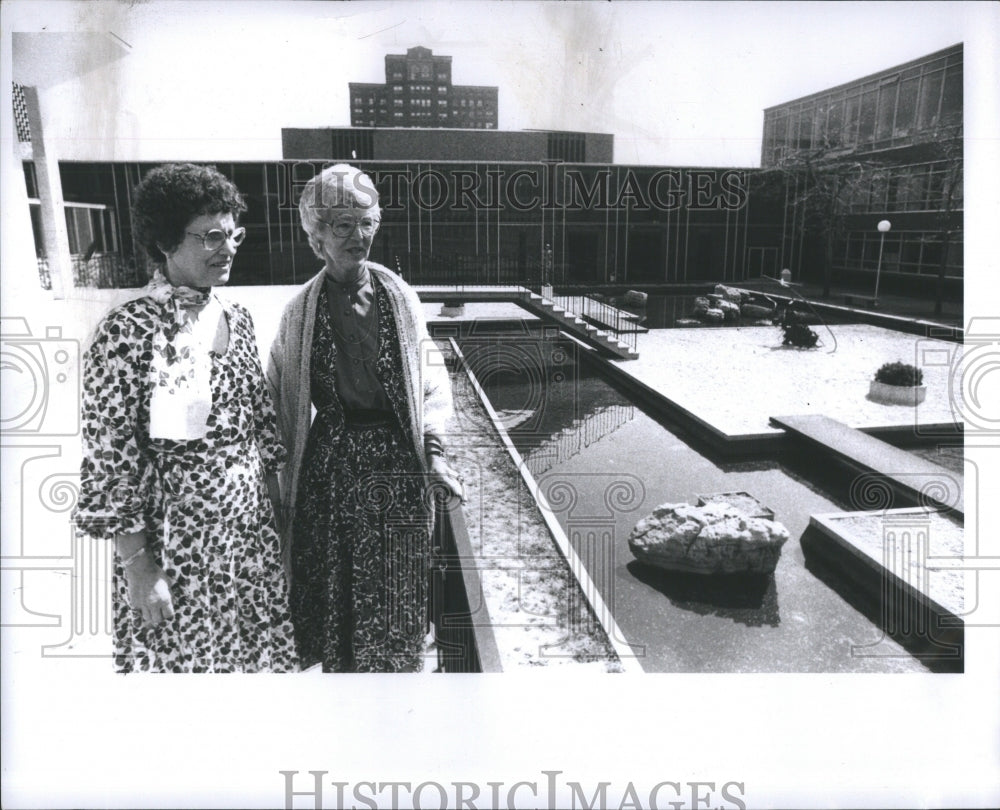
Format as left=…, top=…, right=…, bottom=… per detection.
left=2, top=0, right=989, bottom=166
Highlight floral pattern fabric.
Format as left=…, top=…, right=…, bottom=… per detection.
left=75, top=295, right=298, bottom=673
left=291, top=280, right=433, bottom=672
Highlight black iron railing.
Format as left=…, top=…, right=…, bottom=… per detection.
left=542, top=291, right=641, bottom=352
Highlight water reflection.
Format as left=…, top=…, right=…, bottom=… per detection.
left=459, top=332, right=936, bottom=671
left=626, top=563, right=781, bottom=629
left=459, top=335, right=637, bottom=473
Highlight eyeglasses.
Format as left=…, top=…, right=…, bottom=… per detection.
left=325, top=216, right=381, bottom=239
left=186, top=227, right=247, bottom=250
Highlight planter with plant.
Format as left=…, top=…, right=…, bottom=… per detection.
left=869, top=361, right=926, bottom=405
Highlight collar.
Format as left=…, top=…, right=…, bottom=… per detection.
left=324, top=263, right=371, bottom=294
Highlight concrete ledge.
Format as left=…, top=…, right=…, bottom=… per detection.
left=771, top=414, right=963, bottom=517
left=803, top=508, right=964, bottom=668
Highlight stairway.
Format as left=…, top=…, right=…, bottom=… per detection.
left=522, top=292, right=640, bottom=360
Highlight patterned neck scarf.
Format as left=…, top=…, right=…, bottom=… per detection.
left=145, top=267, right=217, bottom=440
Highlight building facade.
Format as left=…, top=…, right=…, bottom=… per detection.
left=349, top=46, right=498, bottom=129
left=18, top=46, right=962, bottom=300
left=22, top=159, right=753, bottom=290
left=760, top=44, right=963, bottom=294
left=282, top=127, right=614, bottom=163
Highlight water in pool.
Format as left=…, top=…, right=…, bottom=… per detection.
left=459, top=333, right=947, bottom=673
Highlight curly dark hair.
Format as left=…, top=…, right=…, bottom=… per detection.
left=131, top=163, right=247, bottom=265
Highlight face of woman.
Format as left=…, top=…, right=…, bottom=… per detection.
left=317, top=205, right=380, bottom=283
left=162, top=212, right=240, bottom=288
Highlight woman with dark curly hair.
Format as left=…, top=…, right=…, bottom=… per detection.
left=74, top=163, right=298, bottom=672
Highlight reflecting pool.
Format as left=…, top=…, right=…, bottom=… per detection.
left=458, top=332, right=949, bottom=673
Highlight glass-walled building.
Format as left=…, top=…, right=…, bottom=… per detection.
left=760, top=44, right=962, bottom=294
left=21, top=159, right=759, bottom=290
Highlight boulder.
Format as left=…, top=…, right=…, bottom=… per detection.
left=714, top=284, right=747, bottom=304
left=700, top=307, right=725, bottom=324
left=628, top=501, right=790, bottom=575
left=692, top=296, right=710, bottom=314
left=719, top=299, right=740, bottom=322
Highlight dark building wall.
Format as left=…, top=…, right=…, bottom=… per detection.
left=281, top=129, right=339, bottom=160
left=282, top=127, right=614, bottom=164
left=373, top=129, right=544, bottom=161
left=585, top=133, right=614, bottom=163
left=32, top=160, right=763, bottom=289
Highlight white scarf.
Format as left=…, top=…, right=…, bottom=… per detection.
left=144, top=267, right=220, bottom=441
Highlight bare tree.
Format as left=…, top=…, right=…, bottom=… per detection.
left=758, top=149, right=885, bottom=299
left=910, top=115, right=963, bottom=316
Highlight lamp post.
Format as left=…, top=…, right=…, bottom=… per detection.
left=873, top=219, right=892, bottom=308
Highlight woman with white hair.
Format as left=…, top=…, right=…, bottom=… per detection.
left=267, top=163, right=462, bottom=672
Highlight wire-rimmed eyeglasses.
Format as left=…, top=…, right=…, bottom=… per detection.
left=186, top=227, right=247, bottom=251
left=324, top=215, right=381, bottom=239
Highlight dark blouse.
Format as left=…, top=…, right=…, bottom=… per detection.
left=324, top=271, right=393, bottom=412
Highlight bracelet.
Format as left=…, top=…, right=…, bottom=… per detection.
left=119, top=546, right=146, bottom=569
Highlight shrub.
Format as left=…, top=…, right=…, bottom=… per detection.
left=874, top=361, right=923, bottom=387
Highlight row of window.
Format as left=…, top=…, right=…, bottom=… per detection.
left=835, top=228, right=963, bottom=278
left=849, top=161, right=963, bottom=214
left=763, top=54, right=962, bottom=163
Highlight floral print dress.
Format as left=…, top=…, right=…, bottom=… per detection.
left=74, top=294, right=298, bottom=673
left=290, top=280, right=433, bottom=672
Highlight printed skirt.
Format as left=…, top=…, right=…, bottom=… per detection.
left=291, top=409, right=433, bottom=672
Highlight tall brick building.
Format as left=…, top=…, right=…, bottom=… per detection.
left=349, top=46, right=498, bottom=129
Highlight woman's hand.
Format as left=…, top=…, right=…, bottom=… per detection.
left=427, top=455, right=466, bottom=505
left=117, top=535, right=174, bottom=627
left=124, top=555, right=175, bottom=627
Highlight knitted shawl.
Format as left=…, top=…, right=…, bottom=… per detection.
left=266, top=263, right=452, bottom=540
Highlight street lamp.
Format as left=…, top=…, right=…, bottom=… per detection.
left=873, top=219, right=892, bottom=308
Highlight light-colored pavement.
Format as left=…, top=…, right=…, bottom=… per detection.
left=616, top=324, right=962, bottom=438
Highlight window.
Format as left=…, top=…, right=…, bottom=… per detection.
left=875, top=78, right=898, bottom=141
left=940, top=67, right=962, bottom=120
left=843, top=94, right=861, bottom=148
left=64, top=204, right=115, bottom=256
left=917, top=71, right=943, bottom=129
left=825, top=99, right=844, bottom=148
left=858, top=87, right=877, bottom=142
left=894, top=77, right=919, bottom=136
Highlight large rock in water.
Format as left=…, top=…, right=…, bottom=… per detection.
left=628, top=502, right=790, bottom=575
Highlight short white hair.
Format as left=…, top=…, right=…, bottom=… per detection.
left=298, top=163, right=381, bottom=256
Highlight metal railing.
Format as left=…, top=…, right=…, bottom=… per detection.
left=37, top=253, right=147, bottom=290
left=542, top=291, right=641, bottom=352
